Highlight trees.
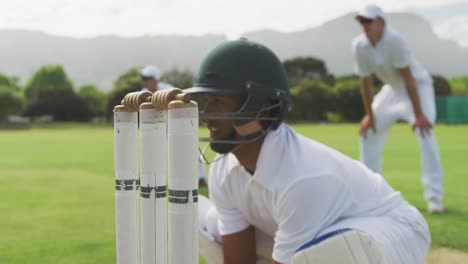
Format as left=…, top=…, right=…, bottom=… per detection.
left=283, top=57, right=334, bottom=86
left=450, top=76, right=468, bottom=96
left=431, top=75, right=451, bottom=96
left=0, top=86, right=24, bottom=120
left=78, top=84, right=106, bottom=116
left=10, top=60, right=464, bottom=124
left=160, top=68, right=194, bottom=88
left=287, top=79, right=334, bottom=121
left=0, top=73, right=20, bottom=91
left=23, top=65, right=74, bottom=103
left=24, top=88, right=92, bottom=121
left=106, top=67, right=142, bottom=115
left=0, top=73, right=24, bottom=120
left=283, top=57, right=337, bottom=122
left=333, top=78, right=364, bottom=122
left=0, top=74, right=10, bottom=87
left=23, top=65, right=93, bottom=121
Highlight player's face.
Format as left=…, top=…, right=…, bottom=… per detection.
left=358, top=17, right=384, bottom=40
left=203, top=95, right=243, bottom=141
left=141, top=77, right=157, bottom=92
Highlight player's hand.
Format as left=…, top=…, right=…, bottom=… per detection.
left=412, top=113, right=432, bottom=137
left=360, top=114, right=376, bottom=138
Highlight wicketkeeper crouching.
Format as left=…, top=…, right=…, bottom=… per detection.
left=184, top=39, right=431, bottom=264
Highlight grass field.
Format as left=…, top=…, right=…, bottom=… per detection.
left=0, top=123, right=467, bottom=263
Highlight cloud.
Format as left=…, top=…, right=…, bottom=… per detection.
left=408, top=2, right=468, bottom=47
left=433, top=15, right=468, bottom=46
left=409, top=1, right=468, bottom=22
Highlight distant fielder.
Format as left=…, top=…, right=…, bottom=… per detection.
left=185, top=39, right=430, bottom=264
left=352, top=5, right=444, bottom=213
left=139, top=64, right=173, bottom=92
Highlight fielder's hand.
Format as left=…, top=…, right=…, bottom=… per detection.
left=360, top=114, right=376, bottom=139
left=412, top=114, right=432, bottom=137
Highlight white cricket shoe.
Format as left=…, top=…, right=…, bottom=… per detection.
left=427, top=199, right=444, bottom=214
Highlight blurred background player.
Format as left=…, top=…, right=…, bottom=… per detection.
left=139, top=64, right=172, bottom=92
left=352, top=5, right=444, bottom=213
left=139, top=64, right=208, bottom=187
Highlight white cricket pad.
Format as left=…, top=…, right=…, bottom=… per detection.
left=292, top=229, right=388, bottom=264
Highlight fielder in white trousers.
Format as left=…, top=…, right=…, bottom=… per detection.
left=360, top=83, right=444, bottom=204
left=351, top=5, right=444, bottom=211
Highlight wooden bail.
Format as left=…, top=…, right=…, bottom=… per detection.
left=121, top=91, right=153, bottom=112
left=151, top=88, right=191, bottom=110
left=113, top=89, right=192, bottom=112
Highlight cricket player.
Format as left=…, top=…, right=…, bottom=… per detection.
left=139, top=65, right=173, bottom=92
left=185, top=39, right=430, bottom=264
left=352, top=5, right=444, bottom=213
left=139, top=64, right=208, bottom=186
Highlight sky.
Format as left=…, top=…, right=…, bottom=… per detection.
left=0, top=0, right=467, bottom=46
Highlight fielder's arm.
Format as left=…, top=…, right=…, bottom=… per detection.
left=360, top=76, right=374, bottom=116
left=397, top=66, right=432, bottom=135
left=359, top=76, right=377, bottom=136
left=221, top=225, right=257, bottom=264
left=397, top=67, right=424, bottom=117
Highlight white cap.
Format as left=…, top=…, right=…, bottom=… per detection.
left=356, top=4, right=385, bottom=20
left=139, top=65, right=161, bottom=80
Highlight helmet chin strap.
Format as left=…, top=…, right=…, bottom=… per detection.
left=199, top=121, right=271, bottom=165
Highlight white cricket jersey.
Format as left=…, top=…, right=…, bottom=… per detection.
left=352, top=25, right=432, bottom=90
left=208, top=124, right=409, bottom=263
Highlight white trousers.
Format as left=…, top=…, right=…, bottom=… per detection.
left=360, top=83, right=444, bottom=202
left=198, top=196, right=430, bottom=264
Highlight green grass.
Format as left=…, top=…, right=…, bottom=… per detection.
left=0, top=123, right=467, bottom=263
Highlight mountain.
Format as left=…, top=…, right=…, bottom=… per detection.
left=0, top=31, right=226, bottom=91
left=0, top=12, right=467, bottom=91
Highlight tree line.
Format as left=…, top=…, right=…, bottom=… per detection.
left=1, top=58, right=467, bottom=123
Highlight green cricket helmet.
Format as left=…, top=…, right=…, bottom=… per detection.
left=185, top=39, right=290, bottom=129
left=184, top=39, right=290, bottom=154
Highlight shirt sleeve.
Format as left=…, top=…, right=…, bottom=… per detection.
left=272, top=176, right=349, bottom=264
left=352, top=42, right=372, bottom=77
left=208, top=162, right=250, bottom=236
left=390, top=36, right=411, bottom=69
